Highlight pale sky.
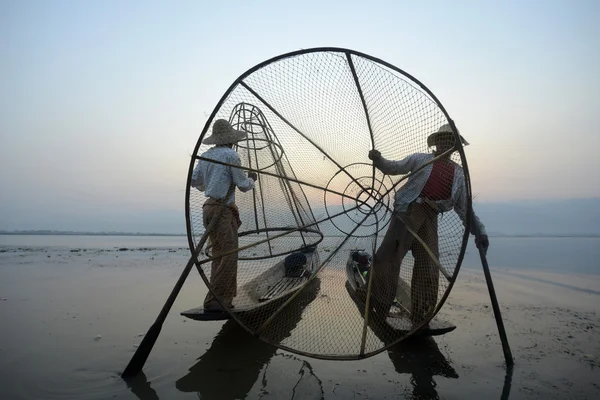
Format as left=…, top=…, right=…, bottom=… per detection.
left=1, top=0, right=599, bottom=232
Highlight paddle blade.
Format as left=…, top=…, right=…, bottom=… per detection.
left=121, top=322, right=163, bottom=379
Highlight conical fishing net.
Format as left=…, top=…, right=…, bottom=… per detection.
left=186, top=48, right=472, bottom=359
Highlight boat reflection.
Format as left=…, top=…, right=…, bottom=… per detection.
left=175, top=278, right=322, bottom=400
left=344, top=280, right=459, bottom=399
left=127, top=275, right=495, bottom=400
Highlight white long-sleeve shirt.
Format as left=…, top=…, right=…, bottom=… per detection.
left=374, top=152, right=486, bottom=236
left=191, top=146, right=255, bottom=204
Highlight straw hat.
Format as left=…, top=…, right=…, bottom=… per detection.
left=202, top=119, right=247, bottom=145
left=427, top=123, right=469, bottom=147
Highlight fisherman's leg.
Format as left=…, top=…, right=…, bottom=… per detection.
left=203, top=200, right=237, bottom=308
left=370, top=208, right=418, bottom=315
left=410, top=206, right=440, bottom=325
left=202, top=203, right=220, bottom=308
left=204, top=207, right=238, bottom=309
left=220, top=210, right=239, bottom=301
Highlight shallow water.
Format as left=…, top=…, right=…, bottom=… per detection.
left=460, top=236, right=600, bottom=275
left=0, top=236, right=599, bottom=399
left=2, top=234, right=598, bottom=274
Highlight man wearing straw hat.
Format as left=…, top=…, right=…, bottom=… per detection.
left=191, top=119, right=257, bottom=313
left=367, top=123, right=488, bottom=323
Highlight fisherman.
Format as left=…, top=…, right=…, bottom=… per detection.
left=367, top=123, right=489, bottom=323
left=191, top=119, right=257, bottom=313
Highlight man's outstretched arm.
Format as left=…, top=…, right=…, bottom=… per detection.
left=368, top=150, right=420, bottom=175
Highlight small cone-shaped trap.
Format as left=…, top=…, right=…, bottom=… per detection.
left=185, top=48, right=473, bottom=360
left=227, top=101, right=324, bottom=260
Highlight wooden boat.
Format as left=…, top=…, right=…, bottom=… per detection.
left=345, top=249, right=456, bottom=337
left=181, top=246, right=320, bottom=322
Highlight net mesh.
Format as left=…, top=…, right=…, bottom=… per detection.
left=186, top=49, right=470, bottom=359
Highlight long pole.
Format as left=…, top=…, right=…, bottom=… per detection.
left=121, top=184, right=235, bottom=379
left=474, top=222, right=514, bottom=368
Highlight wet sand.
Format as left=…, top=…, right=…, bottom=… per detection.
left=0, top=244, right=599, bottom=399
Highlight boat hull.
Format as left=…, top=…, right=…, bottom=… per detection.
left=182, top=247, right=320, bottom=322
left=345, top=249, right=456, bottom=337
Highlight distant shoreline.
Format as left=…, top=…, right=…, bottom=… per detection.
left=0, top=231, right=186, bottom=237
left=0, top=231, right=599, bottom=238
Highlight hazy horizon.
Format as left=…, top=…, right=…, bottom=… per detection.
left=1, top=197, right=599, bottom=236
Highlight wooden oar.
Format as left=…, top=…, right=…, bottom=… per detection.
left=121, top=184, right=235, bottom=379
left=473, top=216, right=514, bottom=368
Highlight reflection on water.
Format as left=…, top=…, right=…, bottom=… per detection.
left=173, top=321, right=325, bottom=400
left=162, top=322, right=463, bottom=400
left=124, top=337, right=513, bottom=399
left=501, top=366, right=514, bottom=400
left=174, top=277, right=323, bottom=400
left=342, top=280, right=459, bottom=399
left=175, top=320, right=277, bottom=399
left=126, top=371, right=159, bottom=400
left=125, top=273, right=469, bottom=400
